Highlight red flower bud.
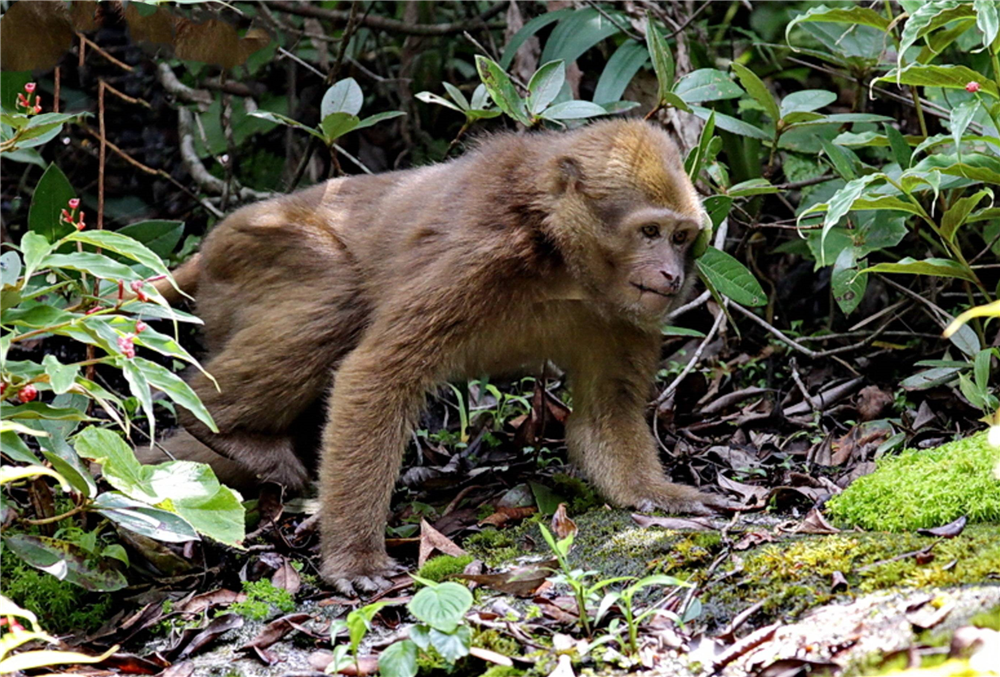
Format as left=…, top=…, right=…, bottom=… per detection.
left=75, top=212, right=86, bottom=231
left=966, top=81, right=981, bottom=93
left=117, top=334, right=136, bottom=359
left=68, top=198, right=80, bottom=209
left=16, top=93, right=27, bottom=106
left=85, top=306, right=102, bottom=315
left=61, top=209, right=72, bottom=223
left=24, top=82, right=36, bottom=93
left=0, top=382, right=7, bottom=396
left=135, top=320, right=148, bottom=334
left=18, top=385, right=38, bottom=403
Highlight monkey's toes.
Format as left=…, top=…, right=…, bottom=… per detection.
left=332, top=574, right=395, bottom=597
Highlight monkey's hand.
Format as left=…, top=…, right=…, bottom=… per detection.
left=630, top=482, right=734, bottom=516
left=321, top=556, right=405, bottom=597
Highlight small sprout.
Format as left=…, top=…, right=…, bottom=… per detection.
left=966, top=81, right=981, bottom=93
left=117, top=334, right=136, bottom=359
left=17, top=384, right=38, bottom=403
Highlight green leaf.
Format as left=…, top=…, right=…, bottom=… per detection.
left=28, top=163, right=76, bottom=242
left=540, top=7, right=624, bottom=65
left=645, top=15, right=675, bottom=102
left=941, top=189, right=993, bottom=241
left=120, top=358, right=155, bottom=438
left=61, top=230, right=172, bottom=281
left=689, top=105, right=770, bottom=140
left=674, top=69, right=744, bottom=104
left=527, top=61, right=566, bottom=115
left=976, top=0, right=1000, bottom=49
left=92, top=492, right=200, bottom=543
left=728, top=178, right=779, bottom=197
left=731, top=63, right=780, bottom=121
left=171, top=484, right=245, bottom=547
left=861, top=257, right=977, bottom=282
left=116, top=220, right=184, bottom=259
left=248, top=110, right=326, bottom=140
left=801, top=173, right=884, bottom=265
left=132, top=357, right=217, bottom=433
left=820, top=138, right=858, bottom=180
left=878, top=64, right=997, bottom=98
left=415, top=91, right=463, bottom=112
left=75, top=426, right=157, bottom=503
left=662, top=325, right=707, bottom=338
left=594, top=41, right=648, bottom=104
left=475, top=56, right=530, bottom=126
left=43, top=252, right=141, bottom=281
left=539, top=100, right=609, bottom=121
left=41, top=354, right=79, bottom=394
left=780, top=89, right=837, bottom=117
left=784, top=113, right=893, bottom=128
left=20, top=231, right=53, bottom=281
left=3, top=403, right=93, bottom=422
left=695, top=247, right=766, bottom=307
left=1, top=250, right=21, bottom=287
left=321, top=78, right=363, bottom=117
left=355, top=110, right=406, bottom=132
left=786, top=5, right=890, bottom=49
left=1, top=431, right=40, bottom=464
left=499, top=8, right=574, bottom=69
left=320, top=112, right=361, bottom=142
left=442, top=83, right=469, bottom=110
left=429, top=626, right=472, bottom=663
left=899, top=0, right=975, bottom=68
left=685, top=111, right=716, bottom=181
left=2, top=534, right=127, bottom=591
left=884, top=123, right=913, bottom=168
left=950, top=99, right=980, bottom=162
left=831, top=248, right=867, bottom=315
left=901, top=366, right=961, bottom=390
left=975, top=348, right=993, bottom=391
left=378, top=640, right=419, bottom=677
left=407, top=582, right=473, bottom=632
left=917, top=152, right=1000, bottom=184
left=660, top=91, right=693, bottom=113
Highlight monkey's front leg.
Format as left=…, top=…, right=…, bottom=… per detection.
left=317, top=341, right=431, bottom=595
left=566, top=358, right=728, bottom=515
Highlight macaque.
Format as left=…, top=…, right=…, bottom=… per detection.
left=151, top=119, right=727, bottom=594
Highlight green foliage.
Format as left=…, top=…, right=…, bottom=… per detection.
left=229, top=579, right=296, bottom=621
left=415, top=555, right=474, bottom=583
left=827, top=432, right=1000, bottom=531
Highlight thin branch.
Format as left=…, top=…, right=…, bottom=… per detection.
left=655, top=304, right=727, bottom=405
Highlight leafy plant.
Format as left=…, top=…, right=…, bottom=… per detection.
left=0, top=596, right=118, bottom=674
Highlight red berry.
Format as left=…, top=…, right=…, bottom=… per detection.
left=68, top=198, right=80, bottom=209
left=135, top=320, right=148, bottom=334
left=0, top=382, right=7, bottom=396
left=24, top=82, right=36, bottom=93
left=117, top=334, right=136, bottom=359
left=966, top=81, right=981, bottom=93
left=18, top=385, right=38, bottom=403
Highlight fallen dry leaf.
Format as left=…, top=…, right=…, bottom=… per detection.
left=459, top=559, right=556, bottom=597
left=551, top=504, right=577, bottom=541
left=418, top=518, right=467, bottom=568
left=917, top=515, right=967, bottom=538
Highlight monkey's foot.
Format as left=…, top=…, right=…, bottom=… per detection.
left=630, top=483, right=734, bottom=516
left=321, top=557, right=405, bottom=597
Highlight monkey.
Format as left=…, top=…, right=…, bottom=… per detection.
left=147, top=119, right=729, bottom=594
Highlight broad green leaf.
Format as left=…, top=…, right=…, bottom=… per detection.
left=917, top=18, right=979, bottom=62
left=901, top=366, right=961, bottom=390
left=801, top=173, right=883, bottom=265
left=780, top=89, right=837, bottom=117
left=950, top=99, right=980, bottom=162
left=660, top=91, right=693, bottom=113
left=849, top=195, right=926, bottom=216
left=248, top=110, right=326, bottom=140
left=321, top=78, right=363, bottom=117
left=116, top=220, right=184, bottom=259
left=820, top=138, right=858, bottom=180
left=884, top=123, right=913, bottom=168
left=3, top=403, right=93, bottom=421
left=499, top=8, right=574, bottom=69
left=539, top=100, right=608, bottom=121
left=0, top=646, right=119, bottom=673
left=861, top=257, right=976, bottom=282
left=594, top=41, right=648, bottom=105
left=408, top=582, right=473, bottom=632
left=695, top=247, right=766, bottom=307
left=975, top=348, right=993, bottom=391
left=899, top=0, right=975, bottom=69
left=0, top=464, right=67, bottom=489
left=120, top=358, right=155, bottom=439
left=20, top=231, right=53, bottom=281
left=600, top=100, right=641, bottom=115
left=41, top=354, right=78, bottom=394
left=674, top=69, right=744, bottom=104
left=976, top=0, right=1000, bottom=49
left=415, top=91, right=463, bottom=112
left=1, top=250, right=21, bottom=286
left=728, top=178, right=779, bottom=197
left=62, top=230, right=172, bottom=281
left=378, top=639, right=419, bottom=677
left=782, top=113, right=893, bottom=128
left=646, top=16, right=675, bottom=102
left=786, top=5, right=890, bottom=49
left=320, top=112, right=360, bottom=142
left=1, top=430, right=40, bottom=464
left=527, top=61, right=566, bottom=115
left=941, top=189, right=993, bottom=241
left=475, top=56, right=530, bottom=126
left=878, top=64, right=998, bottom=98
left=43, top=252, right=141, bottom=281
left=781, top=111, right=826, bottom=125
left=470, top=84, right=491, bottom=110
left=685, top=111, right=716, bottom=181
left=442, top=83, right=469, bottom=110
left=355, top=110, right=406, bottom=131
left=831, top=248, right=867, bottom=315
left=170, top=484, right=245, bottom=547
left=731, top=63, right=780, bottom=121
left=132, top=357, right=217, bottom=432
left=540, top=7, right=624, bottom=65
left=92, top=492, right=200, bottom=543
left=429, top=626, right=472, bottom=663
left=917, top=152, right=1000, bottom=184
left=689, top=106, right=770, bottom=140
left=28, top=164, right=76, bottom=242
left=2, top=534, right=127, bottom=591
left=74, top=425, right=157, bottom=503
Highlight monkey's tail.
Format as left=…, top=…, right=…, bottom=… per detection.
left=135, top=429, right=258, bottom=491
left=152, top=253, right=202, bottom=306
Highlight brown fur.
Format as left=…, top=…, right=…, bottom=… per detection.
left=155, top=120, right=724, bottom=592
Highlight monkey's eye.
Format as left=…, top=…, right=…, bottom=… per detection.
left=640, top=224, right=661, bottom=239
left=672, top=230, right=690, bottom=245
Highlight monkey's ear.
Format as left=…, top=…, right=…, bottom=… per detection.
left=548, top=156, right=585, bottom=195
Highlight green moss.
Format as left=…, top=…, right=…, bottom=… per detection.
left=416, top=555, right=474, bottom=583
left=970, top=605, right=1000, bottom=631
left=465, top=526, right=526, bottom=567
left=229, top=579, right=296, bottom=621
left=827, top=432, right=1000, bottom=531
left=473, top=628, right=521, bottom=657
left=478, top=667, right=523, bottom=677
left=0, top=548, right=115, bottom=634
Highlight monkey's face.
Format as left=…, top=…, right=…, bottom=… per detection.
left=608, top=205, right=702, bottom=318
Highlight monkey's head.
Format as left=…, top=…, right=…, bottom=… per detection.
left=540, top=120, right=706, bottom=322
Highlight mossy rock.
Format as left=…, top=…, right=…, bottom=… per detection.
left=827, top=432, right=1000, bottom=531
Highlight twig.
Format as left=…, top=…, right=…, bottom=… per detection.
left=586, top=1, right=643, bottom=41
left=655, top=303, right=727, bottom=405
left=333, top=143, right=373, bottom=175
left=666, top=1, right=712, bottom=39
left=782, top=377, right=864, bottom=417
left=157, top=63, right=212, bottom=108
left=177, top=108, right=274, bottom=202
left=76, top=32, right=133, bottom=71
left=789, top=358, right=820, bottom=412
left=266, top=1, right=506, bottom=36
left=699, top=387, right=768, bottom=415
left=666, top=290, right=711, bottom=320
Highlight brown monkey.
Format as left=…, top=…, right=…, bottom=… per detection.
left=153, top=119, right=727, bottom=593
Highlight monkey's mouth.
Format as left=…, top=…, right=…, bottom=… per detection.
left=631, top=282, right=673, bottom=298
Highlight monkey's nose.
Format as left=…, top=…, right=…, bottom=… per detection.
left=660, top=270, right=681, bottom=291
